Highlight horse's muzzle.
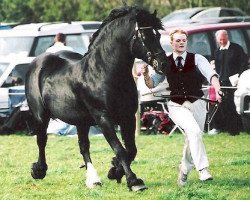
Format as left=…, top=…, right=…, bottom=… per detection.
left=153, top=60, right=168, bottom=74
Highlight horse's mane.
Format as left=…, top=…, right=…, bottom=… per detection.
left=85, top=6, right=163, bottom=55
left=87, top=6, right=132, bottom=50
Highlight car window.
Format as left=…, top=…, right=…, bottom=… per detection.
left=220, top=10, right=232, bottom=17
left=187, top=32, right=211, bottom=58
left=0, top=37, right=33, bottom=57
left=230, top=10, right=245, bottom=16
left=33, top=36, right=54, bottom=56
left=66, top=34, right=88, bottom=55
left=81, top=24, right=100, bottom=30
left=2, top=63, right=30, bottom=87
left=228, top=29, right=248, bottom=54
left=246, top=28, right=250, bottom=39
left=194, top=10, right=219, bottom=19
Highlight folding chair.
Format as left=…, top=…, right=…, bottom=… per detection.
left=157, top=102, right=185, bottom=136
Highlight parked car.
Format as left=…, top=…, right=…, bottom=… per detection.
left=162, top=7, right=248, bottom=27
left=234, top=69, right=250, bottom=132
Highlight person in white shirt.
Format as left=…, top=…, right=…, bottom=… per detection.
left=46, top=33, right=73, bottom=53
left=142, top=29, right=223, bottom=187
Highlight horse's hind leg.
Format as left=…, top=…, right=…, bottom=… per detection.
left=31, top=119, right=49, bottom=179
left=77, top=124, right=101, bottom=188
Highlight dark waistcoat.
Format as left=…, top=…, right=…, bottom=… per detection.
left=164, top=52, right=204, bottom=104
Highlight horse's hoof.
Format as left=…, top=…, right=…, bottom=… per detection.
left=107, top=167, right=116, bottom=180
left=131, top=184, right=148, bottom=192
left=31, top=162, right=47, bottom=179
left=94, top=182, right=102, bottom=187
left=107, top=167, right=123, bottom=183
left=86, top=182, right=102, bottom=189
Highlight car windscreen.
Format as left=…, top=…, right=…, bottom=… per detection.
left=0, top=37, right=34, bottom=57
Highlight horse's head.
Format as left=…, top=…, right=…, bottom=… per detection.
left=130, top=8, right=168, bottom=74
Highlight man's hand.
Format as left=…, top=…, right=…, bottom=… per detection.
left=216, top=90, right=224, bottom=103
left=141, top=64, right=149, bottom=76
left=142, top=64, right=153, bottom=89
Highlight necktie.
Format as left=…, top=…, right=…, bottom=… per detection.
left=176, top=56, right=183, bottom=70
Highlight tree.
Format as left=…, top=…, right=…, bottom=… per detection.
left=0, top=0, right=249, bottom=23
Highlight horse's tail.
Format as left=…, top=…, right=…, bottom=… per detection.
left=25, top=55, right=49, bottom=123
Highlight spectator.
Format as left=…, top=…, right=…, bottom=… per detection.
left=0, top=100, right=34, bottom=135
left=46, top=33, right=73, bottom=53
left=209, top=30, right=248, bottom=135
left=141, top=29, right=222, bottom=187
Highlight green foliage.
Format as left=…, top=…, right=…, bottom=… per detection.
left=0, top=0, right=249, bottom=23
left=0, top=133, right=249, bottom=199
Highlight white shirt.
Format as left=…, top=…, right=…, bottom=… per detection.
left=46, top=42, right=73, bottom=53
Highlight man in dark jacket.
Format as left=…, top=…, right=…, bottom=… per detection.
left=210, top=29, right=248, bottom=135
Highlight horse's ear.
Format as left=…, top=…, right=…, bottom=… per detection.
left=152, top=10, right=157, bottom=17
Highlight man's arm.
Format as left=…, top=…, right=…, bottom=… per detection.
left=142, top=64, right=154, bottom=88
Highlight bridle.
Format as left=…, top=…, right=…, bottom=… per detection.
left=131, top=22, right=165, bottom=71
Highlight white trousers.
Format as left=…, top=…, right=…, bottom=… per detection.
left=167, top=99, right=209, bottom=174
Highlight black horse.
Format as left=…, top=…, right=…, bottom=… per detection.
left=25, top=6, right=168, bottom=191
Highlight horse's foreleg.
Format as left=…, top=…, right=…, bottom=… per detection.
left=119, top=116, right=147, bottom=191
left=107, top=118, right=137, bottom=183
left=99, top=115, right=146, bottom=191
left=120, top=117, right=137, bottom=163
left=77, top=125, right=101, bottom=188
left=31, top=123, right=48, bottom=179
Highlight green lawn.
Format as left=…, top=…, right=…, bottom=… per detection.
left=0, top=132, right=249, bottom=200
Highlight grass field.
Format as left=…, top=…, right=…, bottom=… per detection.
left=0, top=132, right=249, bottom=200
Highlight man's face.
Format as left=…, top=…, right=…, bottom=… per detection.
left=171, top=33, right=187, bottom=54
left=216, top=32, right=228, bottom=47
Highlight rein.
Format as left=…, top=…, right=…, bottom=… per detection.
left=153, top=94, right=219, bottom=104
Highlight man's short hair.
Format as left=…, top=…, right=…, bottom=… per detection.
left=55, top=33, right=66, bottom=43
left=169, top=29, right=188, bottom=41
